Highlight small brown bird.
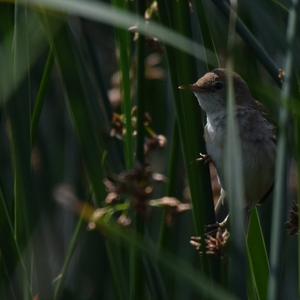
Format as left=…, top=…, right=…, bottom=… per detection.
left=179, top=68, right=276, bottom=213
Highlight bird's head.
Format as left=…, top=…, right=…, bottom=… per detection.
left=179, top=68, right=253, bottom=115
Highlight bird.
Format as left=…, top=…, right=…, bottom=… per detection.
left=179, top=68, right=276, bottom=218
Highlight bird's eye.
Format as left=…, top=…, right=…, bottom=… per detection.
left=214, top=81, right=224, bottom=90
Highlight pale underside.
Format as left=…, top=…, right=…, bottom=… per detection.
left=204, top=107, right=276, bottom=210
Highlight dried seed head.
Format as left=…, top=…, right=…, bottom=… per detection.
left=104, top=165, right=156, bottom=215
left=117, top=214, right=132, bottom=227
left=90, top=208, right=107, bottom=223
left=157, top=135, right=167, bottom=148
left=144, top=135, right=168, bottom=154
left=105, top=192, right=119, bottom=205
left=53, top=184, right=80, bottom=211
left=190, top=236, right=202, bottom=252
left=88, top=208, right=108, bottom=231
left=149, top=197, right=191, bottom=226
left=190, top=227, right=230, bottom=257
left=144, top=1, right=158, bottom=20
left=149, top=197, right=180, bottom=208
left=205, top=227, right=230, bottom=256
left=152, top=172, right=167, bottom=182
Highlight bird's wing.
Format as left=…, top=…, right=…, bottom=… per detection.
left=257, top=182, right=274, bottom=205
left=248, top=100, right=277, bottom=206
left=253, top=99, right=277, bottom=144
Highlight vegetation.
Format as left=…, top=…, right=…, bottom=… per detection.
left=0, top=0, right=299, bottom=299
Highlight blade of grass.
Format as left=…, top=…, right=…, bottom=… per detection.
left=9, top=0, right=31, bottom=249
left=0, top=11, right=50, bottom=105
left=224, top=66, right=247, bottom=299
left=1, top=0, right=219, bottom=109
left=135, top=3, right=146, bottom=166
left=79, top=26, right=124, bottom=173
left=107, top=226, right=235, bottom=300
left=157, top=0, right=216, bottom=277
left=47, top=21, right=106, bottom=202
left=211, top=0, right=282, bottom=87
left=298, top=136, right=300, bottom=299
left=9, top=6, right=34, bottom=298
left=224, top=3, right=247, bottom=298
left=62, top=200, right=237, bottom=300
left=53, top=211, right=85, bottom=300
left=112, top=0, right=134, bottom=170
left=31, top=48, right=54, bottom=145
left=159, top=122, right=180, bottom=250
left=43, top=19, right=128, bottom=300
left=20, top=0, right=217, bottom=65
left=267, top=1, right=299, bottom=299
left=0, top=192, right=16, bottom=300
left=132, top=0, right=147, bottom=298
left=177, top=0, right=216, bottom=232
left=158, top=122, right=181, bottom=299
left=193, top=0, right=223, bottom=282
left=194, top=0, right=220, bottom=69
left=142, top=257, right=168, bottom=300
left=111, top=1, right=145, bottom=298
left=83, top=29, right=113, bottom=120
left=271, top=0, right=289, bottom=12
left=247, top=209, right=270, bottom=300
left=0, top=187, right=32, bottom=299
left=296, top=74, right=300, bottom=300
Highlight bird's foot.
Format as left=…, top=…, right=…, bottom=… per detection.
left=196, top=153, right=212, bottom=164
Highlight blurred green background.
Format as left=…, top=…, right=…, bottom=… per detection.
left=0, top=0, right=299, bottom=299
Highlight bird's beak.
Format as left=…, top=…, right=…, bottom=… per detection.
left=178, top=84, right=202, bottom=92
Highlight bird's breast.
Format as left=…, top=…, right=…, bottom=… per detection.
left=204, top=117, right=225, bottom=179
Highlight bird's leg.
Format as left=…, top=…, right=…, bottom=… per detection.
left=219, top=214, right=229, bottom=227
left=214, top=188, right=226, bottom=213
left=196, top=153, right=212, bottom=164
left=205, top=214, right=229, bottom=235
left=202, top=188, right=226, bottom=235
